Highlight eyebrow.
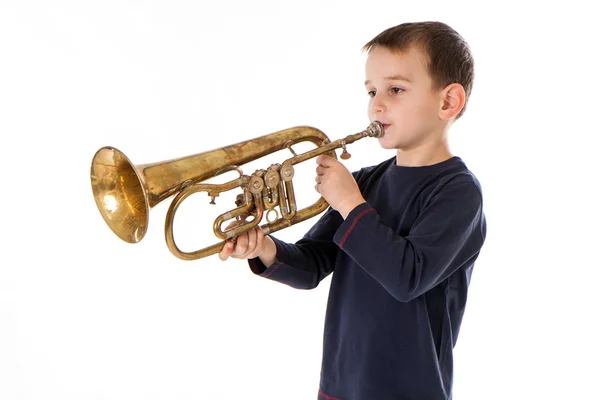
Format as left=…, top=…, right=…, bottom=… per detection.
left=364, top=75, right=412, bottom=85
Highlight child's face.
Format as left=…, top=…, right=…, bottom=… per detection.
left=365, top=46, right=444, bottom=151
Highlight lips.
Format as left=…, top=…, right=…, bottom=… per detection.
left=372, top=120, right=390, bottom=131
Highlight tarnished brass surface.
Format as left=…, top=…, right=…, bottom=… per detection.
left=91, top=122, right=383, bottom=260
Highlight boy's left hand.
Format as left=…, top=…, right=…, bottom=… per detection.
left=315, top=155, right=366, bottom=219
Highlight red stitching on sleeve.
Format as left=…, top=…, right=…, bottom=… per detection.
left=318, top=390, right=343, bottom=400
left=338, top=207, right=374, bottom=248
left=262, top=261, right=282, bottom=278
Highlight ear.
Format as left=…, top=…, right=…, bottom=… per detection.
left=439, top=83, right=466, bottom=121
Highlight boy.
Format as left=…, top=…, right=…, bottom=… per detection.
left=220, top=21, right=487, bottom=400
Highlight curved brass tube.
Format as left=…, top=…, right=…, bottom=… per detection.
left=91, top=122, right=384, bottom=260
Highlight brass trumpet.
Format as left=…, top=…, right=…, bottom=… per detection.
left=90, top=122, right=384, bottom=260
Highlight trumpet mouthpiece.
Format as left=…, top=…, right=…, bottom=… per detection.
left=365, top=121, right=384, bottom=138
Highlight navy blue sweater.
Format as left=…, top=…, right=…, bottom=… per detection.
left=249, top=155, right=487, bottom=400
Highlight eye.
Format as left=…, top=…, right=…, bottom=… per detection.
left=391, top=87, right=404, bottom=94
left=367, top=90, right=376, bottom=97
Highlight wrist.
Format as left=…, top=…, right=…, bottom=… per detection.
left=338, top=196, right=366, bottom=219
left=258, top=235, right=277, bottom=267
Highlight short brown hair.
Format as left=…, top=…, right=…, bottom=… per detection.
left=363, top=21, right=475, bottom=119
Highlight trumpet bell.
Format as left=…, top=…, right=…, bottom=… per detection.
left=90, top=146, right=149, bottom=244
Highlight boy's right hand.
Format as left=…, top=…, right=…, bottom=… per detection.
left=218, top=224, right=267, bottom=261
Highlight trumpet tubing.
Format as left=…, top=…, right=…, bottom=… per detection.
left=90, top=122, right=384, bottom=260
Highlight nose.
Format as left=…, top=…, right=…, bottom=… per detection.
left=370, top=93, right=386, bottom=114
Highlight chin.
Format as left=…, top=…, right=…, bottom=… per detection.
left=377, top=136, right=400, bottom=150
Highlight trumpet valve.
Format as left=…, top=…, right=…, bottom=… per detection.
left=280, top=164, right=295, bottom=181
left=249, top=175, right=265, bottom=194
left=265, top=169, right=281, bottom=188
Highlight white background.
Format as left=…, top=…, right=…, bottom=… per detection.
left=1, top=1, right=599, bottom=399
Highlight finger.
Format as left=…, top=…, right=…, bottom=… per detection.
left=224, top=220, right=238, bottom=230
left=247, top=228, right=265, bottom=258
left=233, top=232, right=249, bottom=256
left=316, top=155, right=330, bottom=166
left=242, top=228, right=257, bottom=257
left=219, top=241, right=234, bottom=261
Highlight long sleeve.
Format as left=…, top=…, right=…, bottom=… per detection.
left=333, top=178, right=486, bottom=302
left=248, top=168, right=369, bottom=289
left=248, top=206, right=343, bottom=289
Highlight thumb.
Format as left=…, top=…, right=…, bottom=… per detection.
left=219, top=241, right=234, bottom=261
left=316, top=154, right=337, bottom=167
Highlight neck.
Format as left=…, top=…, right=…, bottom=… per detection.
left=395, top=139, right=453, bottom=167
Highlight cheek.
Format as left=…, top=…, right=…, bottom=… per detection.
left=400, top=100, right=438, bottom=132
left=367, top=99, right=377, bottom=117
left=417, top=95, right=440, bottom=118
left=407, top=95, right=431, bottom=113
